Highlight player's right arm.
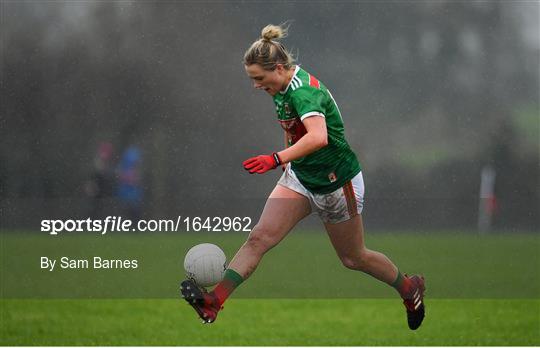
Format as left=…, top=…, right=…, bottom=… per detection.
left=276, top=116, right=328, bottom=164
left=243, top=119, right=327, bottom=175
left=243, top=86, right=328, bottom=174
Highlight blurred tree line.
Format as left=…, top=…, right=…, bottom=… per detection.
left=1, top=1, right=538, bottom=231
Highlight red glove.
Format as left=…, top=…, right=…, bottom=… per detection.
left=243, top=152, right=282, bottom=174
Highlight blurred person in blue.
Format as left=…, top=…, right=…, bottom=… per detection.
left=117, top=145, right=143, bottom=222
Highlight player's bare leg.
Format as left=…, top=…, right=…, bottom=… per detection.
left=228, top=184, right=311, bottom=279
left=182, top=184, right=311, bottom=323
left=324, top=214, right=425, bottom=330
left=324, top=214, right=398, bottom=283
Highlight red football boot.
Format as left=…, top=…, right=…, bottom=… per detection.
left=180, top=279, right=221, bottom=324
left=401, top=275, right=426, bottom=330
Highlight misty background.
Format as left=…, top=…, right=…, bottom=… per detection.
left=1, top=1, right=538, bottom=231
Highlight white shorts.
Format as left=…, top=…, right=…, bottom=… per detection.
left=277, top=164, right=365, bottom=224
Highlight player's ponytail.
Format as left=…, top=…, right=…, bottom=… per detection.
left=243, top=23, right=295, bottom=70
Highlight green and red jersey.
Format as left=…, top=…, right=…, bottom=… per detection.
left=273, top=66, right=361, bottom=194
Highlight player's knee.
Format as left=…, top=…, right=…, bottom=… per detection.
left=341, top=257, right=361, bottom=270
left=340, top=252, right=369, bottom=271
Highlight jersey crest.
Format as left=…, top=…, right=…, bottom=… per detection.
left=284, top=102, right=291, bottom=115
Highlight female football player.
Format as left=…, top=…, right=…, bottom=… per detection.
left=181, top=24, right=425, bottom=330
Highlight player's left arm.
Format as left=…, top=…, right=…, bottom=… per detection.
left=277, top=116, right=327, bottom=163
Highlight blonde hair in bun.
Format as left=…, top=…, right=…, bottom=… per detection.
left=244, top=23, right=294, bottom=71
left=261, top=24, right=287, bottom=41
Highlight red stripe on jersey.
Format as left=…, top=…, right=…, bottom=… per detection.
left=309, top=74, right=320, bottom=89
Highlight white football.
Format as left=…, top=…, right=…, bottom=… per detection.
left=184, top=243, right=227, bottom=287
